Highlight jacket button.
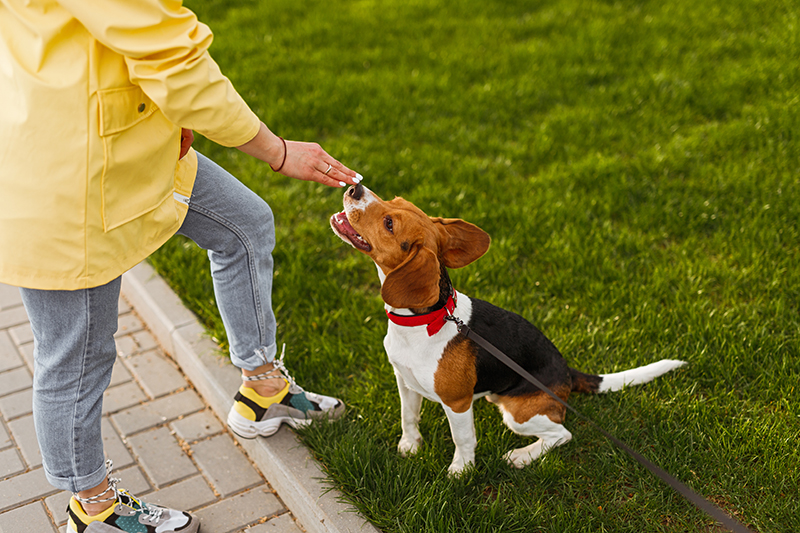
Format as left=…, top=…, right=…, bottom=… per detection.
left=138, top=103, right=146, bottom=113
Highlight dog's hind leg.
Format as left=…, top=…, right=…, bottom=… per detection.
left=494, top=391, right=572, bottom=468
left=503, top=414, right=572, bottom=468
left=395, top=371, right=424, bottom=457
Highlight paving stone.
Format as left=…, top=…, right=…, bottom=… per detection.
left=191, top=435, right=262, bottom=498
left=44, top=490, right=72, bottom=526
left=0, top=283, right=23, bottom=311
left=8, top=323, right=33, bottom=346
left=0, top=421, right=12, bottom=449
left=109, top=358, right=133, bottom=387
left=7, top=414, right=41, bottom=468
left=0, top=306, right=28, bottom=330
left=0, top=367, right=32, bottom=397
left=114, top=464, right=151, bottom=496
left=0, top=388, right=32, bottom=420
left=125, top=350, right=188, bottom=398
left=0, top=447, right=25, bottom=478
left=127, top=427, right=196, bottom=488
left=0, top=467, right=59, bottom=512
left=141, top=475, right=216, bottom=512
left=132, top=330, right=159, bottom=353
left=102, top=382, right=146, bottom=415
left=193, top=488, right=283, bottom=533
left=115, top=335, right=139, bottom=358
left=101, top=417, right=134, bottom=469
left=17, top=342, right=34, bottom=372
left=0, top=331, right=23, bottom=372
left=112, top=389, right=203, bottom=436
left=171, top=410, right=223, bottom=442
left=123, top=268, right=197, bottom=348
left=118, top=297, right=132, bottom=315
left=0, top=501, right=57, bottom=533
left=115, top=313, right=144, bottom=338
left=246, top=513, right=303, bottom=533
left=2, top=390, right=33, bottom=424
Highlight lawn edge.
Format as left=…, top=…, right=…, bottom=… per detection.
left=121, top=261, right=381, bottom=533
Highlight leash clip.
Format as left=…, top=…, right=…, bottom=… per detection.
left=444, top=313, right=468, bottom=334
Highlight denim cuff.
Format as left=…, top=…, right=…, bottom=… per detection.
left=43, top=458, right=107, bottom=494
left=234, top=342, right=277, bottom=371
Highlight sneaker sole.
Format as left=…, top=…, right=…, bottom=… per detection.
left=68, top=514, right=199, bottom=533
left=227, top=409, right=312, bottom=439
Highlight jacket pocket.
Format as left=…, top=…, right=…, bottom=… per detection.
left=98, top=85, right=179, bottom=232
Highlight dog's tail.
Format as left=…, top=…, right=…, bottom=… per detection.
left=570, top=359, right=687, bottom=394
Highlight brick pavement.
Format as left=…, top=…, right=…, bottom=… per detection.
left=0, top=283, right=302, bottom=533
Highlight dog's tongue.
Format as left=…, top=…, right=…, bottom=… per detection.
left=331, top=211, right=371, bottom=252
left=332, top=211, right=358, bottom=237
left=332, top=211, right=351, bottom=230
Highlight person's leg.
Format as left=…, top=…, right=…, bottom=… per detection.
left=177, top=153, right=278, bottom=372
left=178, top=153, right=344, bottom=437
left=20, top=279, right=197, bottom=532
left=21, top=278, right=121, bottom=496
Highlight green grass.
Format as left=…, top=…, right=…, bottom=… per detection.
left=149, top=0, right=799, bottom=531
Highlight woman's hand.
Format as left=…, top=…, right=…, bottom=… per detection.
left=237, top=122, right=361, bottom=187
left=180, top=128, right=194, bottom=159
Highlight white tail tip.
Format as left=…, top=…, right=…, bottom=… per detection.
left=598, top=359, right=687, bottom=393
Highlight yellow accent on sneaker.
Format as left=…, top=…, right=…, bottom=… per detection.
left=69, top=496, right=116, bottom=527
left=233, top=398, right=257, bottom=421
left=234, top=382, right=290, bottom=421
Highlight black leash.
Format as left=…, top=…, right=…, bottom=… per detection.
left=445, top=314, right=754, bottom=533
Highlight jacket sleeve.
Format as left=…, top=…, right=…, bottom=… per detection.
left=56, top=0, right=261, bottom=147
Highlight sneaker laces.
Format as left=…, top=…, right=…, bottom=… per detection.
left=73, top=460, right=163, bottom=523
left=242, top=344, right=300, bottom=389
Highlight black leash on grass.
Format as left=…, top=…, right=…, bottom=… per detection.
left=444, top=314, right=754, bottom=533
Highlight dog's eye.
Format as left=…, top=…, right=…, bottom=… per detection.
left=384, top=216, right=394, bottom=234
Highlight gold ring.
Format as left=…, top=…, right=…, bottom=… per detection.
left=324, top=164, right=333, bottom=175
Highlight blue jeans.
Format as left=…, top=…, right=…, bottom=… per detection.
left=20, top=153, right=278, bottom=492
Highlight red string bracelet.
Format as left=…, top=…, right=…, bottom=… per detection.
left=269, top=137, right=287, bottom=172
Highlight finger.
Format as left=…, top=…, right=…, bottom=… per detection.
left=333, top=161, right=364, bottom=185
left=321, top=162, right=336, bottom=177
left=311, top=166, right=354, bottom=188
left=330, top=159, right=359, bottom=181
left=325, top=166, right=365, bottom=188
left=319, top=160, right=362, bottom=185
left=319, top=169, right=348, bottom=188
left=313, top=151, right=358, bottom=180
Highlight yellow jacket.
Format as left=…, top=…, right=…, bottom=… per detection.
left=0, top=0, right=261, bottom=290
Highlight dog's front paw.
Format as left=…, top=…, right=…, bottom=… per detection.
left=447, top=457, right=474, bottom=477
left=397, top=435, right=422, bottom=457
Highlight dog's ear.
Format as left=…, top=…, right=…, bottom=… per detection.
left=430, top=218, right=491, bottom=268
left=381, top=244, right=441, bottom=309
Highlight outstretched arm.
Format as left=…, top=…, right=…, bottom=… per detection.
left=237, top=122, right=360, bottom=188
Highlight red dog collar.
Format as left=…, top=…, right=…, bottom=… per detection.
left=386, top=291, right=457, bottom=336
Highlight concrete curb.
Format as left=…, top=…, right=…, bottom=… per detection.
left=121, top=262, right=380, bottom=533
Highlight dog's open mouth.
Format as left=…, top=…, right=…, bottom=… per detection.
left=330, top=211, right=371, bottom=252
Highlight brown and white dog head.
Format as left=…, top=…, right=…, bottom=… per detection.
left=330, top=184, right=491, bottom=309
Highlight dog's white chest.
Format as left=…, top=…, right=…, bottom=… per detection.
left=383, top=293, right=473, bottom=399
left=384, top=329, right=448, bottom=397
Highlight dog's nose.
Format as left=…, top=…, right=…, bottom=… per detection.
left=347, top=182, right=364, bottom=201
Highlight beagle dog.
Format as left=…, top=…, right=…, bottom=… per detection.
left=330, top=184, right=686, bottom=475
